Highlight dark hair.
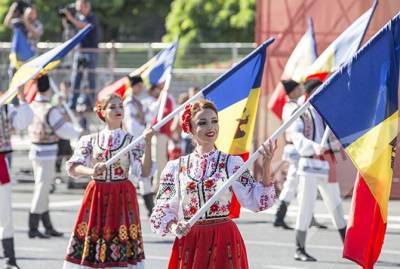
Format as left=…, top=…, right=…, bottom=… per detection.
left=37, top=75, right=50, bottom=92
left=281, top=79, right=299, bottom=95
left=128, top=75, right=143, bottom=87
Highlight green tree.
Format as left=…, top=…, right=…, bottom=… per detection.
left=0, top=0, right=172, bottom=42
left=163, top=0, right=255, bottom=46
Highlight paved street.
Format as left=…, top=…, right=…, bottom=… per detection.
left=2, top=151, right=400, bottom=269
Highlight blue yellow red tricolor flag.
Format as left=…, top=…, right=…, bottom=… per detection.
left=302, top=0, right=378, bottom=81
left=268, top=17, right=317, bottom=119
left=201, top=38, right=274, bottom=217
left=9, top=27, right=35, bottom=69
left=309, top=12, right=400, bottom=269
left=97, top=40, right=178, bottom=100
left=0, top=24, right=93, bottom=106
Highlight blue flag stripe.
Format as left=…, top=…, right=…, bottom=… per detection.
left=310, top=13, right=400, bottom=148
left=203, top=38, right=272, bottom=111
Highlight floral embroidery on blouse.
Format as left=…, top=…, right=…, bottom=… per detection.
left=150, top=150, right=276, bottom=236
left=66, top=128, right=145, bottom=181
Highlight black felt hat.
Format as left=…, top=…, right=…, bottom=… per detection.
left=37, top=75, right=50, bottom=92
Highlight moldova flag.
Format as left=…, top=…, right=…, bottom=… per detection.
left=9, top=26, right=35, bottom=69
left=302, top=0, right=378, bottom=82
left=309, top=12, right=400, bottom=269
left=202, top=38, right=274, bottom=217
left=97, top=40, right=178, bottom=100
left=0, top=24, right=93, bottom=106
left=268, top=17, right=317, bottom=120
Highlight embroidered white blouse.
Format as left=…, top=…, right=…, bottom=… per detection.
left=150, top=149, right=276, bottom=236
left=66, top=128, right=145, bottom=181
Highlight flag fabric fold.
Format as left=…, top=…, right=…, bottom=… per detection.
left=0, top=24, right=93, bottom=106
left=309, top=12, right=400, bottom=268
left=97, top=40, right=178, bottom=100
left=302, top=0, right=378, bottom=81
left=268, top=17, right=317, bottom=119
left=9, top=26, right=35, bottom=68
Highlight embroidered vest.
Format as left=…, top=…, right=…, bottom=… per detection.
left=28, top=101, right=59, bottom=144
left=0, top=105, right=12, bottom=154
left=300, top=108, right=315, bottom=141
left=178, top=152, right=232, bottom=220
left=91, top=132, right=133, bottom=181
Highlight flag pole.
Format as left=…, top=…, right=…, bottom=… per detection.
left=49, top=77, right=83, bottom=132
left=105, top=38, right=275, bottom=167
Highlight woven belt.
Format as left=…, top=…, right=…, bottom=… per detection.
left=195, top=217, right=230, bottom=225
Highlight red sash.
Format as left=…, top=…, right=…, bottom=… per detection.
left=0, top=153, right=10, bottom=185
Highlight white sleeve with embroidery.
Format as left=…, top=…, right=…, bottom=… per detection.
left=48, top=108, right=80, bottom=140
left=8, top=102, right=33, bottom=130
left=128, top=142, right=144, bottom=180
left=150, top=159, right=180, bottom=236
left=229, top=155, right=276, bottom=212
left=66, top=135, right=93, bottom=178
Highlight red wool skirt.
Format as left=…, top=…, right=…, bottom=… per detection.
left=168, top=218, right=249, bottom=269
left=64, top=179, right=145, bottom=268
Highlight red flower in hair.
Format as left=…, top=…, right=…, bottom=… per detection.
left=181, top=104, right=192, bottom=133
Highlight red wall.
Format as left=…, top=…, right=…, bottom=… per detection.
left=255, top=0, right=400, bottom=198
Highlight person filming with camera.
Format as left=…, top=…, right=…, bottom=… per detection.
left=63, top=0, right=98, bottom=111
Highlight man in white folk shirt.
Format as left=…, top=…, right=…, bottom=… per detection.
left=0, top=87, right=33, bottom=269
left=27, top=74, right=81, bottom=239
left=289, top=78, right=346, bottom=262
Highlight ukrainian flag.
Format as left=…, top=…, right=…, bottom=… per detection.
left=202, top=38, right=274, bottom=155
left=9, top=27, right=35, bottom=68
left=309, top=12, right=400, bottom=269
left=0, top=24, right=93, bottom=106
left=302, top=0, right=378, bottom=81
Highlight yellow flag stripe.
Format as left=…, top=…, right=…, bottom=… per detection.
left=346, top=111, right=398, bottom=221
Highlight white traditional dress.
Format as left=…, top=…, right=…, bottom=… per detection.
left=150, top=149, right=276, bottom=269
left=64, top=128, right=146, bottom=269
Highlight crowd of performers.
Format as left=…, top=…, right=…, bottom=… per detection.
left=0, top=73, right=349, bottom=269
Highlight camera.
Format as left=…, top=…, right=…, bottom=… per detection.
left=58, top=3, right=76, bottom=18
left=15, top=0, right=31, bottom=16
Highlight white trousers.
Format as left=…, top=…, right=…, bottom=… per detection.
left=30, top=158, right=56, bottom=214
left=278, top=163, right=299, bottom=203
left=151, top=134, right=169, bottom=193
left=296, top=175, right=346, bottom=231
left=0, top=183, right=13, bottom=239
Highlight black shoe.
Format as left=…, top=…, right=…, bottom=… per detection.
left=45, top=228, right=63, bottom=237
left=2, top=238, right=20, bottom=269
left=294, top=248, right=317, bottom=262
left=5, top=260, right=20, bottom=269
left=28, top=229, right=50, bottom=239
left=310, top=217, right=328, bottom=229
left=273, top=219, right=293, bottom=230
left=41, top=211, right=63, bottom=237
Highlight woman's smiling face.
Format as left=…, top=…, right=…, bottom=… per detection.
left=190, top=108, right=219, bottom=146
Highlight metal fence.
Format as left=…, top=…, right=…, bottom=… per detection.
left=0, top=42, right=255, bottom=96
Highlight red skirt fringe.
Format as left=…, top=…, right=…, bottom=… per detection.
left=168, top=219, right=249, bottom=269
left=65, top=180, right=145, bottom=268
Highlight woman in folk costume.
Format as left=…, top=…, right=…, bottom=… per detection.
left=63, top=93, right=154, bottom=269
left=150, top=99, right=277, bottom=269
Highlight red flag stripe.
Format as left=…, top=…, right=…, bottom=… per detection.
left=343, top=174, right=387, bottom=269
